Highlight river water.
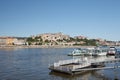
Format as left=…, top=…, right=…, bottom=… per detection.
left=0, top=48, right=120, bottom=80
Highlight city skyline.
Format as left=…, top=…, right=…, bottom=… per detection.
left=0, top=0, right=120, bottom=41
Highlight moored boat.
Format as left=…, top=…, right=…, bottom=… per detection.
left=107, top=47, right=117, bottom=55
left=92, top=47, right=108, bottom=56
left=68, top=48, right=82, bottom=56
left=68, top=48, right=94, bottom=56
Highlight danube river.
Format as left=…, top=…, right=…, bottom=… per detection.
left=0, top=48, right=120, bottom=80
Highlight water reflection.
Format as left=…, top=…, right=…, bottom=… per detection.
left=49, top=70, right=111, bottom=80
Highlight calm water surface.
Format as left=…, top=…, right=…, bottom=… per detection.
left=0, top=48, right=120, bottom=80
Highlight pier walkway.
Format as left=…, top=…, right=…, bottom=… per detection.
left=49, top=56, right=120, bottom=75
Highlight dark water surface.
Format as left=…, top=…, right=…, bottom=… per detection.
left=0, top=48, right=120, bottom=80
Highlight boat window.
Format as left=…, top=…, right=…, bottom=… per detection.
left=95, top=50, right=100, bottom=53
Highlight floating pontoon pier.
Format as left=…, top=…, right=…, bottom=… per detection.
left=49, top=57, right=120, bottom=75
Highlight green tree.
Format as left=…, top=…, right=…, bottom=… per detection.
left=26, top=36, right=43, bottom=45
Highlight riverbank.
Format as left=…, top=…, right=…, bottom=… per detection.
left=0, top=45, right=95, bottom=49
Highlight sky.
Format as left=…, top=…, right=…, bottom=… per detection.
left=0, top=0, right=120, bottom=41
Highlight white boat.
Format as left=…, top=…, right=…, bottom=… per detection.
left=68, top=48, right=94, bottom=56
left=107, top=47, right=116, bottom=55
left=92, top=47, right=108, bottom=56
left=68, top=48, right=82, bottom=56
left=85, top=47, right=95, bottom=56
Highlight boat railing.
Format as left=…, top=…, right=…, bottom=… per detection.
left=54, top=56, right=116, bottom=67
left=72, top=62, right=91, bottom=71
left=53, top=58, right=89, bottom=67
